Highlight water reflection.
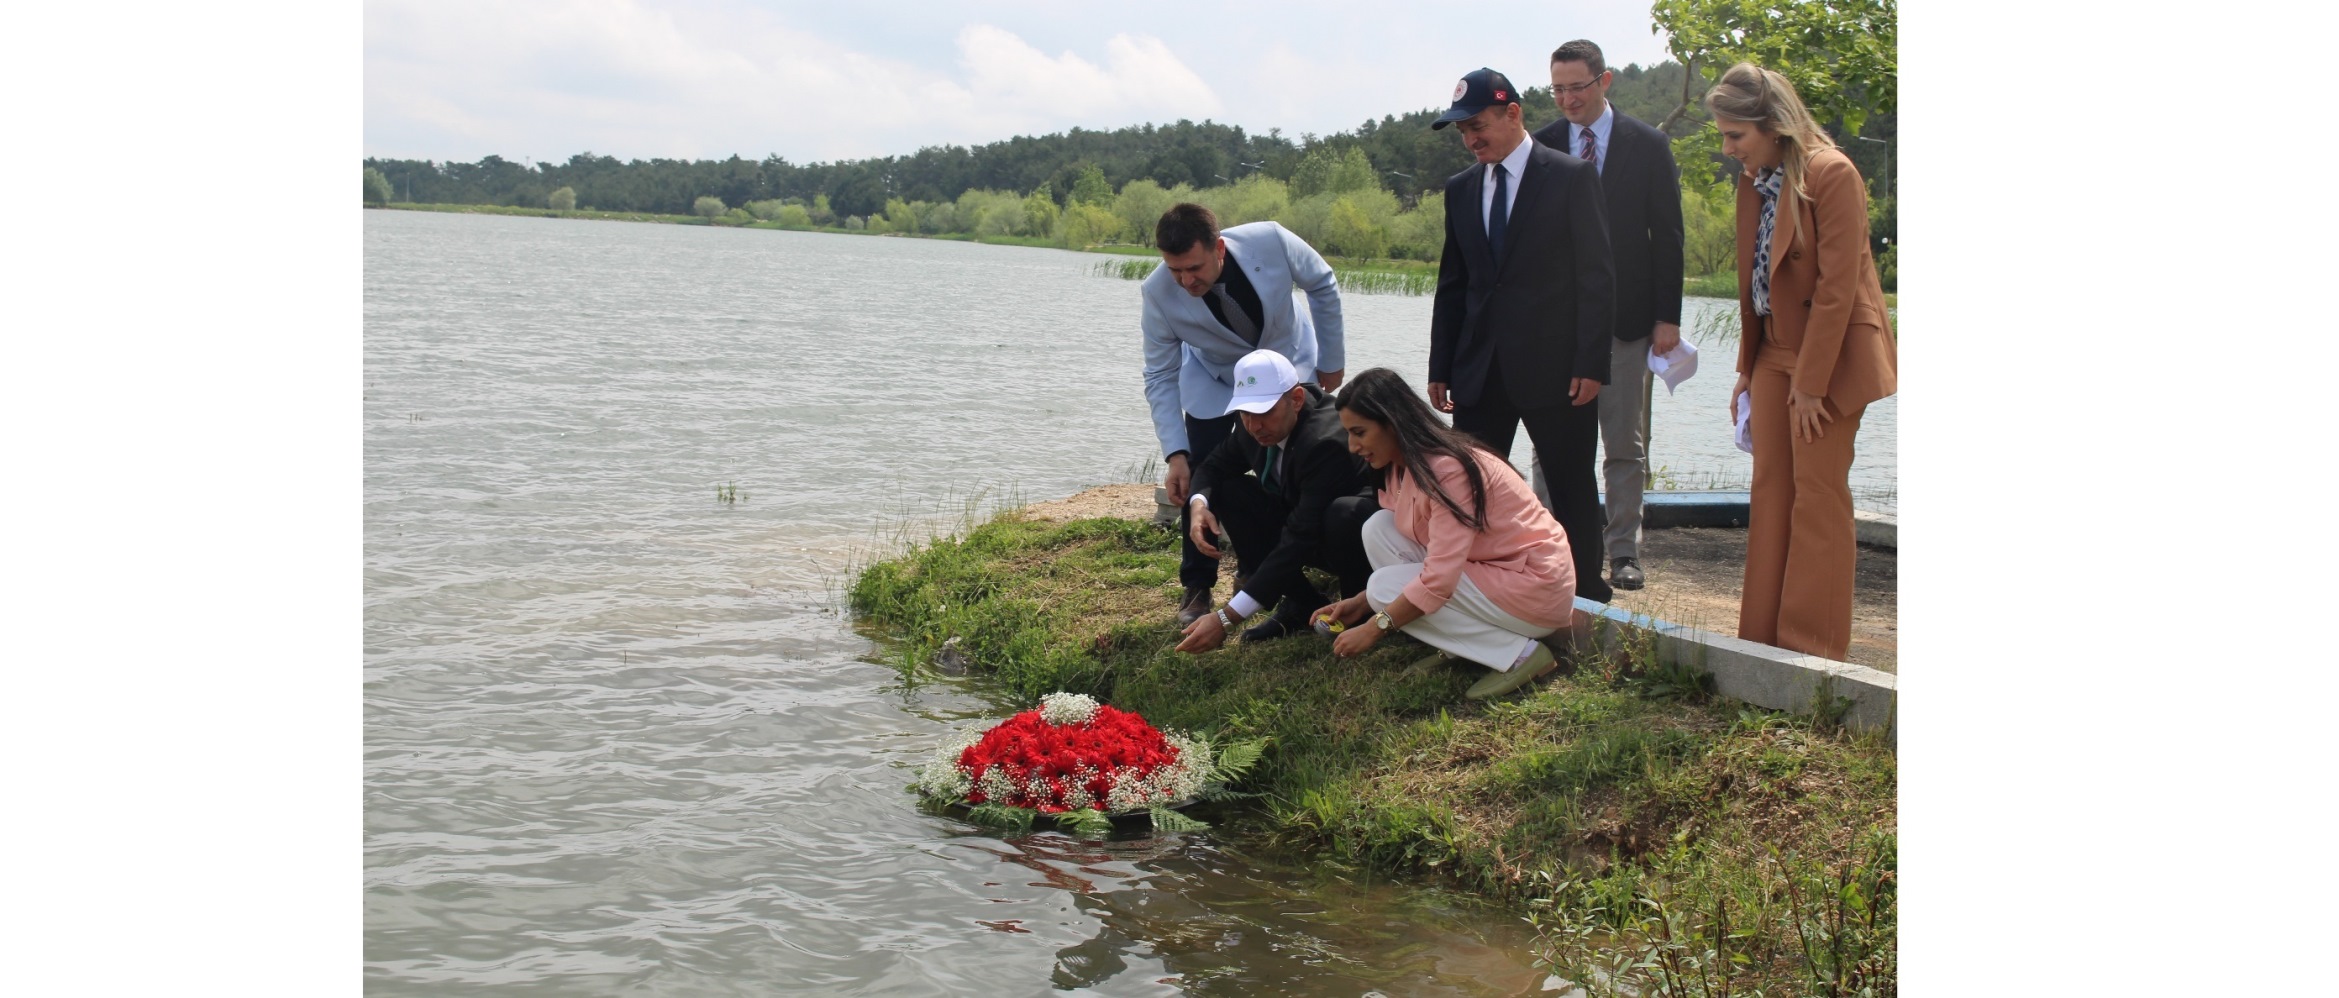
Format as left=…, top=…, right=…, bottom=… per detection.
left=947, top=829, right=1552, bottom=996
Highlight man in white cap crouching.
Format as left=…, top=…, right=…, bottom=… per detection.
left=1175, top=350, right=1376, bottom=653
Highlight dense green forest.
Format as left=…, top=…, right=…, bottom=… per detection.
left=363, top=63, right=1723, bottom=217
left=367, top=1, right=1897, bottom=285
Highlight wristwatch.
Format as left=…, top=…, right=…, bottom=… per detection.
left=1372, top=612, right=1395, bottom=632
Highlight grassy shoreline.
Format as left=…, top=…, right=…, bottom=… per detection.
left=851, top=511, right=1896, bottom=993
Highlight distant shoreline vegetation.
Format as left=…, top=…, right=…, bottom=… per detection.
left=368, top=197, right=1465, bottom=295
left=367, top=200, right=1760, bottom=301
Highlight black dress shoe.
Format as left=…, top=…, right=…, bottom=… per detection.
left=1176, top=588, right=1214, bottom=627
left=1610, top=557, right=1645, bottom=591
left=1242, top=595, right=1328, bottom=643
left=1240, top=615, right=1302, bottom=643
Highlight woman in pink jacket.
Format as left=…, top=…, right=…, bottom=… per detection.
left=1313, top=368, right=1577, bottom=699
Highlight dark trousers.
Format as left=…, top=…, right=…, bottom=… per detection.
left=1207, top=476, right=1379, bottom=617
left=1178, top=412, right=1240, bottom=591
left=1453, top=376, right=1615, bottom=604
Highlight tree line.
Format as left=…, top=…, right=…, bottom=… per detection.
left=366, top=2, right=1895, bottom=285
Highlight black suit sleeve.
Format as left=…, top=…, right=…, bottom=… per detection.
left=1568, top=164, right=1616, bottom=382
left=1428, top=176, right=1468, bottom=386
left=1188, top=426, right=1251, bottom=503
left=1647, top=130, right=1685, bottom=329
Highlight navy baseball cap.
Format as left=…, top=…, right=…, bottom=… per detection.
left=1432, top=68, right=1520, bottom=129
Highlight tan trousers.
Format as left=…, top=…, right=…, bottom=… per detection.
left=1742, top=342, right=1867, bottom=661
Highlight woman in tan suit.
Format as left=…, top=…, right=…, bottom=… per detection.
left=1707, top=63, right=1897, bottom=661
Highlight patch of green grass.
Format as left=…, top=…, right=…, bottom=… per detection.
left=851, top=510, right=1895, bottom=992
left=1090, top=258, right=1160, bottom=281
left=1684, top=271, right=1738, bottom=299
left=1086, top=251, right=1433, bottom=296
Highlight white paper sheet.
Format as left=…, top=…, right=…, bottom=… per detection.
left=1648, top=340, right=1699, bottom=394
left=1733, top=391, right=1755, bottom=454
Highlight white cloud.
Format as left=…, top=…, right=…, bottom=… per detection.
left=365, top=1, right=1220, bottom=162
left=908, top=25, right=1223, bottom=141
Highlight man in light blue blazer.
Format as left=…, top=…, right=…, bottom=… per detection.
left=1141, top=203, right=1346, bottom=626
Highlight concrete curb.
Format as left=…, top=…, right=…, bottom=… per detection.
left=1604, top=491, right=1897, bottom=551
left=1564, top=597, right=1897, bottom=744
left=1854, top=510, right=1897, bottom=549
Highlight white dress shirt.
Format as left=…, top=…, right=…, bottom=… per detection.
left=1479, top=134, right=1534, bottom=234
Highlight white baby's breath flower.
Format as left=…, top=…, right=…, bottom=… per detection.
left=977, top=767, right=1019, bottom=804
left=1038, top=691, right=1100, bottom=727
left=1160, top=733, right=1212, bottom=802
left=1104, top=772, right=1154, bottom=813
left=917, top=726, right=986, bottom=801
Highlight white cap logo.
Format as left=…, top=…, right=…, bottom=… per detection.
left=1453, top=79, right=1468, bottom=102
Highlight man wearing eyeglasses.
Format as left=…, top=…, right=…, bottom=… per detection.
left=1529, top=39, right=1685, bottom=593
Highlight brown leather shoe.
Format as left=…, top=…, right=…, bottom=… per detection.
left=1176, top=587, right=1214, bottom=627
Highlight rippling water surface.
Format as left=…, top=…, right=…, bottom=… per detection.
left=363, top=210, right=1893, bottom=994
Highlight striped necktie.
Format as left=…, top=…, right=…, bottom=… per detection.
left=1580, top=127, right=1598, bottom=172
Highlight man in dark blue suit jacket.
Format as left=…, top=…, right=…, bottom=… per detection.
left=1426, top=67, right=1618, bottom=604
left=1530, top=39, right=1685, bottom=593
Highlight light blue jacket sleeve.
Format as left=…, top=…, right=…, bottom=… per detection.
left=1281, top=226, right=1344, bottom=374
left=1139, top=280, right=1190, bottom=458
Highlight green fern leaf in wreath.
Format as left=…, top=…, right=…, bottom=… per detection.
left=1060, top=808, right=1114, bottom=837
left=1149, top=805, right=1210, bottom=833
left=965, top=803, right=1037, bottom=832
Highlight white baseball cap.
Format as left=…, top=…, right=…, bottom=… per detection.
left=1222, top=349, right=1300, bottom=415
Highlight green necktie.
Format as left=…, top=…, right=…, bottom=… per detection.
left=1261, top=444, right=1281, bottom=496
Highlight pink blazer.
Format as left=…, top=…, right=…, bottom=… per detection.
left=1378, top=449, right=1577, bottom=630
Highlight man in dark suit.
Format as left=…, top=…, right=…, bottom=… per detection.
left=1426, top=67, right=1618, bottom=603
left=1529, top=39, right=1685, bottom=593
left=1175, top=350, right=1375, bottom=653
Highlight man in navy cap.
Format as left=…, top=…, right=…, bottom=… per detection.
left=1425, top=67, right=1618, bottom=603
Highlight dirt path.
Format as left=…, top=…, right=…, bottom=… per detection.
left=1016, top=484, right=1897, bottom=673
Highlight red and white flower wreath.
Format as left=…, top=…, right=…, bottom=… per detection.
left=914, top=692, right=1264, bottom=834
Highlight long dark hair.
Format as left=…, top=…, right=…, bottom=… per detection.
left=1334, top=368, right=1494, bottom=532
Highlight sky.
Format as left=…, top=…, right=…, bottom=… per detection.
left=365, top=0, right=1676, bottom=165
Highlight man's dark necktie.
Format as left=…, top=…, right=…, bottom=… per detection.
left=1487, top=163, right=1510, bottom=264
left=1580, top=127, right=1598, bottom=172
left=1210, top=283, right=1261, bottom=346
left=1260, top=444, right=1281, bottom=496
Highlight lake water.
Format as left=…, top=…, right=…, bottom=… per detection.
left=363, top=209, right=1895, bottom=994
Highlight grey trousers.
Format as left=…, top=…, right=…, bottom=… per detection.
left=1532, top=335, right=1652, bottom=562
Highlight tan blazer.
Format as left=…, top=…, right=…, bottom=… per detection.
left=1734, top=147, right=1897, bottom=410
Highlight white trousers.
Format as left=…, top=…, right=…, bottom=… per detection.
left=1361, top=510, right=1557, bottom=671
